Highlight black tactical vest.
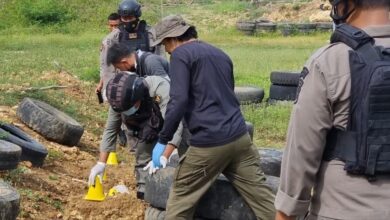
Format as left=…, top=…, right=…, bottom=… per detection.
left=324, top=24, right=390, bottom=180
left=118, top=20, right=150, bottom=52
left=121, top=97, right=164, bottom=143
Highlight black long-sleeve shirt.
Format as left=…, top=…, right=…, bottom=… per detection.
left=158, top=41, right=247, bottom=147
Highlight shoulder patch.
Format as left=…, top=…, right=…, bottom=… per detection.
left=294, top=67, right=309, bottom=104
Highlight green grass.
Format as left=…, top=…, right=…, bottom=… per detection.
left=0, top=0, right=332, bottom=147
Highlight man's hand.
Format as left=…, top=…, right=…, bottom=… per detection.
left=88, top=162, right=106, bottom=186
left=144, top=160, right=158, bottom=175
left=275, top=211, right=295, bottom=220
left=143, top=156, right=168, bottom=175
left=152, top=142, right=166, bottom=167
left=95, top=79, right=103, bottom=93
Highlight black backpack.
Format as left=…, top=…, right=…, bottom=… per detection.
left=324, top=24, right=390, bottom=180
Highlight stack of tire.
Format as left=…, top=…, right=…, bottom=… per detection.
left=144, top=147, right=283, bottom=220
left=0, top=139, right=22, bottom=220
left=316, top=22, right=333, bottom=32
left=277, top=23, right=296, bottom=36
left=0, top=180, right=20, bottom=220
left=255, top=19, right=276, bottom=34
left=236, top=20, right=277, bottom=36
left=296, top=23, right=317, bottom=34
left=0, top=124, right=48, bottom=167
left=236, top=20, right=257, bottom=35
left=268, top=71, right=301, bottom=103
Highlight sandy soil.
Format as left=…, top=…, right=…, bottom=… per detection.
left=0, top=71, right=147, bottom=220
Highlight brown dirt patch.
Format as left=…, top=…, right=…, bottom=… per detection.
left=0, top=71, right=147, bottom=219
left=262, top=0, right=332, bottom=22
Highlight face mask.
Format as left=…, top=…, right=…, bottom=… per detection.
left=123, top=19, right=139, bottom=33
left=122, top=105, right=139, bottom=116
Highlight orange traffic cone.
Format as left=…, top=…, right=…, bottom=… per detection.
left=84, top=176, right=105, bottom=201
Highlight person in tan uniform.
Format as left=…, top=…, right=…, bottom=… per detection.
left=275, top=1, right=390, bottom=220
left=96, top=13, right=121, bottom=98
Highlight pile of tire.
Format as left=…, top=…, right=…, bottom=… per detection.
left=0, top=180, right=20, bottom=220
left=236, top=20, right=257, bottom=35
left=236, top=20, right=277, bottom=36
left=268, top=71, right=301, bottom=103
left=144, top=141, right=283, bottom=219
left=278, top=22, right=333, bottom=36
left=316, top=22, right=333, bottom=32
left=0, top=138, right=24, bottom=219
left=0, top=124, right=47, bottom=167
left=277, top=23, right=296, bottom=36
left=255, top=19, right=276, bottom=34
left=295, top=23, right=317, bottom=34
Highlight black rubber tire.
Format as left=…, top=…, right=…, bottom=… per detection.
left=0, top=123, right=48, bottom=167
left=277, top=23, right=296, bottom=36
left=236, top=21, right=255, bottom=35
left=145, top=167, right=175, bottom=209
left=270, top=71, right=301, bottom=86
left=234, top=86, right=264, bottom=104
left=245, top=121, right=254, bottom=141
left=316, top=22, right=333, bottom=31
left=264, top=175, right=280, bottom=194
left=255, top=22, right=276, bottom=33
left=0, top=180, right=20, bottom=220
left=296, top=23, right=317, bottom=29
left=236, top=21, right=256, bottom=31
left=0, top=140, right=21, bottom=170
left=145, top=166, right=279, bottom=213
left=269, top=84, right=298, bottom=101
left=296, top=23, right=317, bottom=34
left=17, top=98, right=84, bottom=146
left=259, top=148, right=283, bottom=177
left=196, top=175, right=278, bottom=220
left=144, top=207, right=166, bottom=220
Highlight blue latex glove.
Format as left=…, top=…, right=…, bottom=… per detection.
left=152, top=142, right=166, bottom=167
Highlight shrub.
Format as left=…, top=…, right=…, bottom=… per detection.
left=21, top=0, right=73, bottom=25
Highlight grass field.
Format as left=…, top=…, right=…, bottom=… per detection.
left=0, top=0, right=331, bottom=147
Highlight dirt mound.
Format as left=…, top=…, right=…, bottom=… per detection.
left=0, top=71, right=147, bottom=219
left=263, top=0, right=332, bottom=22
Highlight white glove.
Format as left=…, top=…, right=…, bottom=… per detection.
left=160, top=156, right=167, bottom=168
left=143, top=156, right=168, bottom=175
left=144, top=160, right=158, bottom=175
left=88, top=162, right=106, bottom=186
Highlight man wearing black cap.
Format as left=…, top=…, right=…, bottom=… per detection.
left=150, top=15, right=275, bottom=220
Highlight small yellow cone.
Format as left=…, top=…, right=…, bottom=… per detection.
left=102, top=170, right=107, bottom=181
left=84, top=177, right=105, bottom=201
left=106, top=152, right=119, bottom=165
left=108, top=188, right=118, bottom=197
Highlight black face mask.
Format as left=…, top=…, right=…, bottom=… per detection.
left=330, top=0, right=355, bottom=25
left=122, top=19, right=139, bottom=33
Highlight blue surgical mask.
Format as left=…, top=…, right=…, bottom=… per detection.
left=122, top=105, right=139, bottom=116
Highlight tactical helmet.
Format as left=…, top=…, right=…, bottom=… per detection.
left=329, top=0, right=355, bottom=24
left=106, top=72, right=148, bottom=112
left=118, top=0, right=142, bottom=18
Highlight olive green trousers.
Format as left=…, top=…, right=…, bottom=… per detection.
left=165, top=133, right=276, bottom=220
